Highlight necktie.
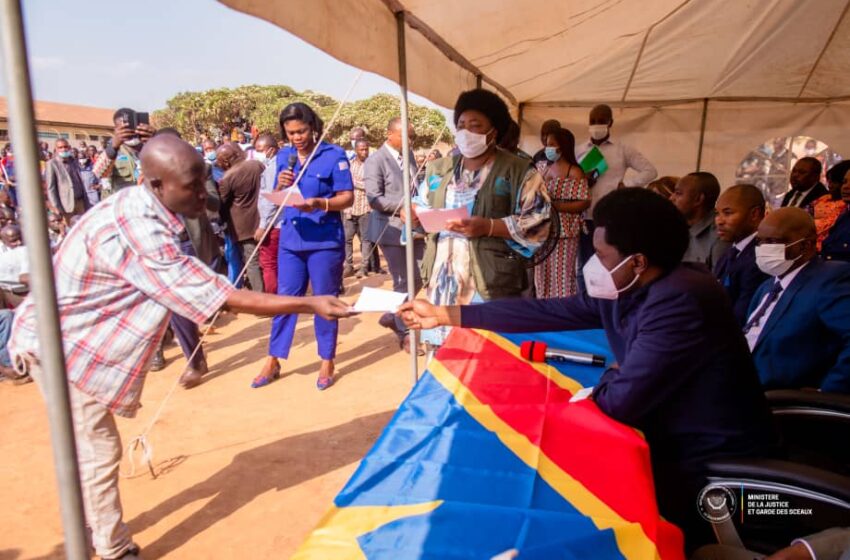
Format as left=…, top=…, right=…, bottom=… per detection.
left=717, top=246, right=740, bottom=284
left=397, top=152, right=404, bottom=168
left=789, top=190, right=803, bottom=207
left=743, top=281, right=783, bottom=333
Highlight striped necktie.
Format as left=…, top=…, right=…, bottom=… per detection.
left=743, top=281, right=783, bottom=333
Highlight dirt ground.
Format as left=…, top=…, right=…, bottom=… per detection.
left=0, top=273, right=422, bottom=559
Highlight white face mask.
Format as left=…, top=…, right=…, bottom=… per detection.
left=455, top=128, right=492, bottom=159
left=589, top=124, right=609, bottom=141
left=254, top=151, right=268, bottom=164
left=124, top=138, right=141, bottom=147
left=755, top=239, right=804, bottom=277
left=582, top=253, right=640, bottom=300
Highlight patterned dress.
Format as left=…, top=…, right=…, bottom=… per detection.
left=413, top=156, right=551, bottom=346
left=534, top=162, right=590, bottom=298
left=812, top=194, right=845, bottom=251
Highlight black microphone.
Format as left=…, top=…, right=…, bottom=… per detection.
left=520, top=340, right=606, bottom=367
left=287, top=153, right=297, bottom=171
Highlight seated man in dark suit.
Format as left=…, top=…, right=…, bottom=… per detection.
left=400, top=188, right=777, bottom=551
left=713, top=184, right=770, bottom=325
left=746, top=207, right=850, bottom=393
left=821, top=165, right=850, bottom=263
left=781, top=156, right=828, bottom=210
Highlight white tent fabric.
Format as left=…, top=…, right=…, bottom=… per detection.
left=220, top=0, right=850, bottom=187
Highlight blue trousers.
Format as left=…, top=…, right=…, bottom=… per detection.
left=269, top=246, right=344, bottom=360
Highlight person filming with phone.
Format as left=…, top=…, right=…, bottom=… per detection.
left=93, top=107, right=155, bottom=192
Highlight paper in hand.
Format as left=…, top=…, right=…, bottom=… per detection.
left=569, top=387, right=594, bottom=403
left=416, top=206, right=471, bottom=233
left=353, top=287, right=408, bottom=313
left=261, top=186, right=305, bottom=207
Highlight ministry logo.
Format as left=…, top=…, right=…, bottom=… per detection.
left=697, top=484, right=738, bottom=523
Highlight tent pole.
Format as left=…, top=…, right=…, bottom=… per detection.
left=476, top=74, right=483, bottom=89
left=696, top=98, right=708, bottom=171
left=396, top=10, right=419, bottom=383
left=0, top=1, right=89, bottom=558
left=517, top=102, right=525, bottom=136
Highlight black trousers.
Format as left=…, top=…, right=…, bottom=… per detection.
left=378, top=240, right=425, bottom=339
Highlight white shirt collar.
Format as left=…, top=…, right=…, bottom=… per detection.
left=734, top=232, right=758, bottom=252
left=777, top=260, right=810, bottom=290
left=384, top=142, right=401, bottom=162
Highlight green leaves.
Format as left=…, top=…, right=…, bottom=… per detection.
left=152, top=85, right=451, bottom=148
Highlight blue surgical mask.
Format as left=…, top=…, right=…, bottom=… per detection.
left=58, top=150, right=72, bottom=159
left=205, top=151, right=217, bottom=163
left=544, top=147, right=560, bottom=162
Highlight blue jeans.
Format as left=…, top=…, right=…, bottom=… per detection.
left=0, top=309, right=14, bottom=367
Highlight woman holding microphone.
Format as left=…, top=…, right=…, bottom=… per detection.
left=252, top=103, right=353, bottom=390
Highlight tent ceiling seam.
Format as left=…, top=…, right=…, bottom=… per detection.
left=797, top=0, right=850, bottom=98
left=524, top=94, right=850, bottom=108
left=379, top=0, right=517, bottom=104
left=620, top=0, right=693, bottom=102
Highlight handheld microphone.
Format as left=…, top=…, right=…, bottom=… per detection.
left=520, top=340, right=606, bottom=367
left=287, top=153, right=297, bottom=171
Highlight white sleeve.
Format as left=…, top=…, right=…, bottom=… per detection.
left=622, top=144, right=658, bottom=187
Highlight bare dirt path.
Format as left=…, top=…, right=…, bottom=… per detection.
left=0, top=274, right=419, bottom=559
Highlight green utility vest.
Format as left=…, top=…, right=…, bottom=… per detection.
left=420, top=149, right=534, bottom=300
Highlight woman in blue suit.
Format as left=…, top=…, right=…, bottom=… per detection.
left=252, top=103, right=353, bottom=390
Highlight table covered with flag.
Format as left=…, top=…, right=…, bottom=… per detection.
left=293, top=327, right=685, bottom=559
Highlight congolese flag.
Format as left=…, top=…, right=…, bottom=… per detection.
left=293, top=328, right=685, bottom=559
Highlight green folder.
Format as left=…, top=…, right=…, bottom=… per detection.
left=579, top=146, right=609, bottom=178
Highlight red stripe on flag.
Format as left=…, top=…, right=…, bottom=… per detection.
left=436, top=328, right=682, bottom=554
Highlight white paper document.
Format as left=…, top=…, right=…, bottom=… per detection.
left=261, top=186, right=305, bottom=207
left=353, top=287, right=408, bottom=313
left=569, top=387, right=594, bottom=403
left=416, top=206, right=471, bottom=233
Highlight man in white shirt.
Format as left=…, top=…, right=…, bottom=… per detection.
left=575, top=104, right=657, bottom=286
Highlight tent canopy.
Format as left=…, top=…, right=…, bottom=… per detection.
left=220, top=0, right=850, bottom=187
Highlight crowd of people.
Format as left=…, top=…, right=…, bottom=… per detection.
left=2, top=88, right=850, bottom=559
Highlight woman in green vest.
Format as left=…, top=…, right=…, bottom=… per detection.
left=405, top=89, right=551, bottom=348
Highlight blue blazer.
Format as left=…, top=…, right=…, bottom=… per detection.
left=461, top=264, right=778, bottom=469
left=274, top=142, right=353, bottom=252
left=749, top=258, right=850, bottom=393
left=713, top=238, right=770, bottom=326
left=821, top=207, right=850, bottom=263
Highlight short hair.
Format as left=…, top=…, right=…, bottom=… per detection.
left=153, top=127, right=182, bottom=138
left=540, top=119, right=561, bottom=136
left=797, top=156, right=823, bottom=177
left=685, top=171, right=721, bottom=210
left=453, top=89, right=512, bottom=143
left=387, top=117, right=402, bottom=132
left=354, top=138, right=369, bottom=148
left=546, top=127, right=579, bottom=167
left=279, top=102, right=324, bottom=138
left=255, top=132, right=277, bottom=148
left=826, top=160, right=850, bottom=184
left=593, top=187, right=689, bottom=271
left=113, top=107, right=134, bottom=122
left=590, top=104, right=613, bottom=122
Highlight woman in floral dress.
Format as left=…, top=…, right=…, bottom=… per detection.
left=534, top=127, right=590, bottom=298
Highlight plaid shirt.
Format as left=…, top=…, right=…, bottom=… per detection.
left=344, top=157, right=370, bottom=218
left=9, top=186, right=235, bottom=417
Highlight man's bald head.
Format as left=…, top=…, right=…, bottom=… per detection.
left=757, top=207, right=817, bottom=272
left=0, top=224, right=21, bottom=248
left=140, top=135, right=208, bottom=219
left=215, top=142, right=245, bottom=171
left=715, top=184, right=765, bottom=243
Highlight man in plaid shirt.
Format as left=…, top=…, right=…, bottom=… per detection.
left=9, top=135, right=351, bottom=560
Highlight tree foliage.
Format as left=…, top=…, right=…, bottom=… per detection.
left=153, top=85, right=451, bottom=149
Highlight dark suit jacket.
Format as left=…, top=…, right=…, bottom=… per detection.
left=461, top=264, right=778, bottom=469
left=822, top=207, right=850, bottom=263
left=713, top=237, right=769, bottom=326
left=781, top=182, right=828, bottom=209
left=364, top=145, right=417, bottom=246
left=749, top=258, right=850, bottom=393
left=219, top=160, right=264, bottom=241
